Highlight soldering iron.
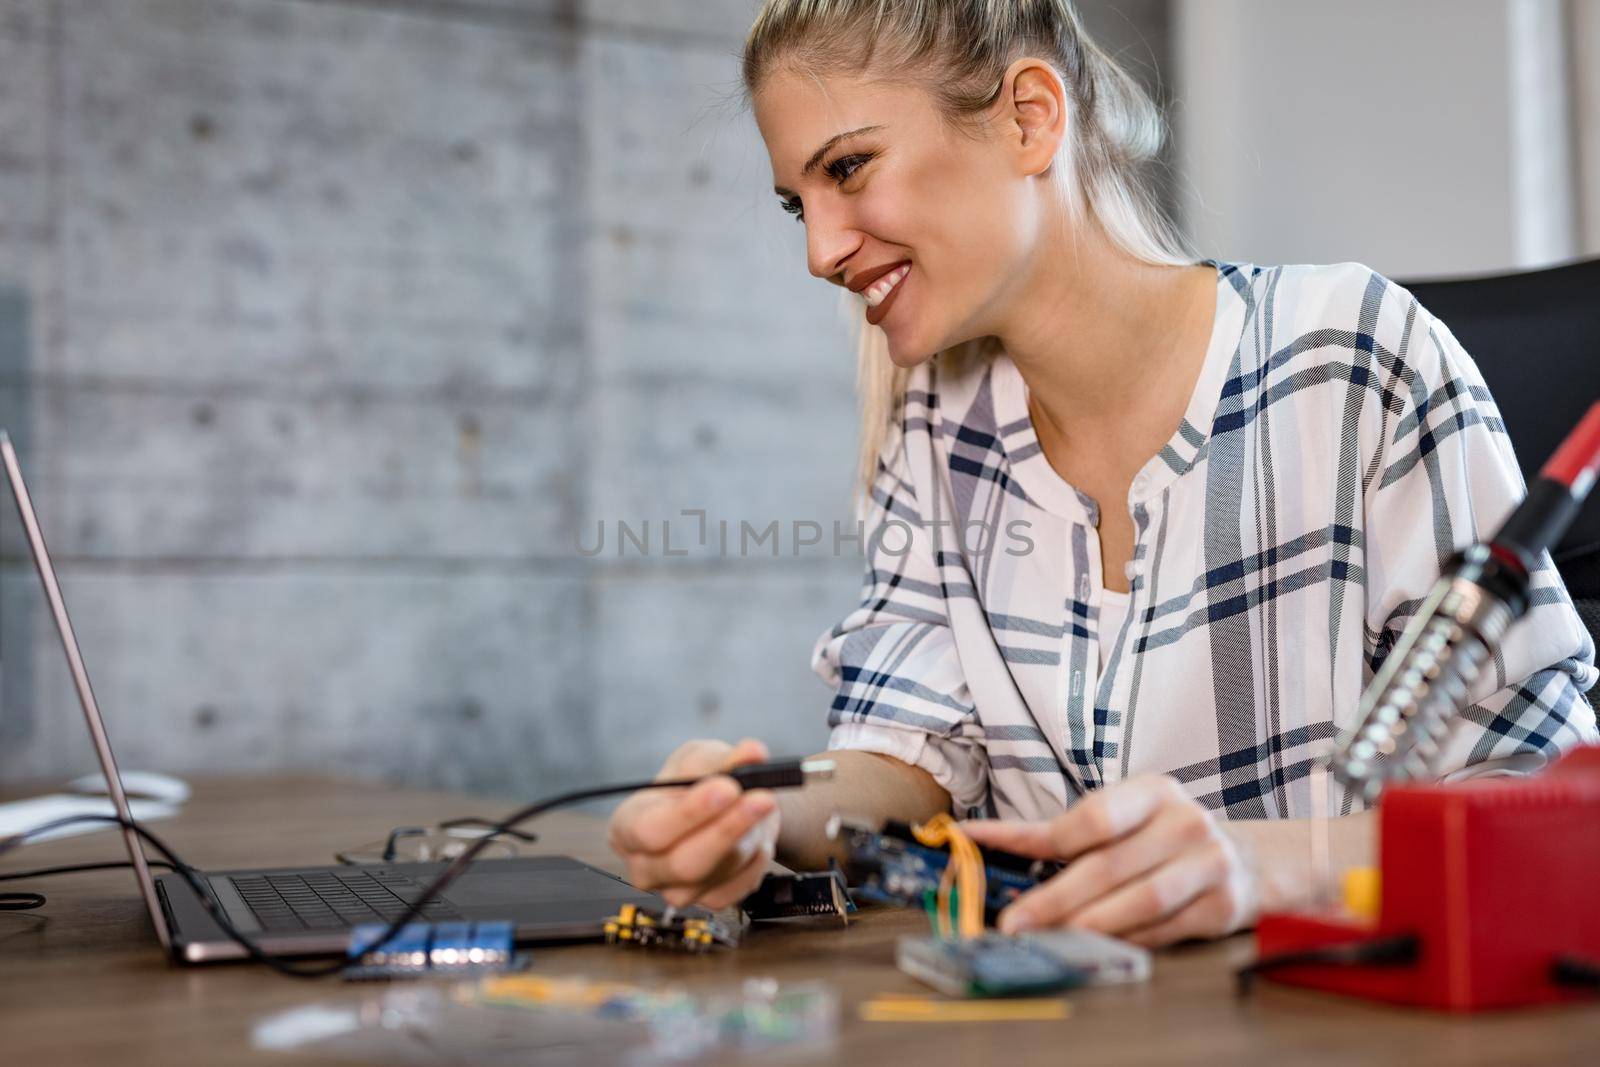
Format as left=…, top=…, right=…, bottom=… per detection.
left=1329, top=399, right=1600, bottom=802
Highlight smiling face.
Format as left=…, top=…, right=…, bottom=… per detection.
left=754, top=66, right=1052, bottom=367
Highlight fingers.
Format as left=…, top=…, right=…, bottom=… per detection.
left=720, top=737, right=771, bottom=771
left=657, top=738, right=731, bottom=779
left=661, top=737, right=769, bottom=780
left=691, top=818, right=779, bottom=910
left=606, top=737, right=787, bottom=913
left=1058, top=836, right=1225, bottom=937
left=960, top=819, right=1061, bottom=860
left=969, top=776, right=1257, bottom=945
left=611, top=774, right=743, bottom=855
left=996, top=804, right=1208, bottom=933
left=966, top=774, right=1184, bottom=865
left=612, top=737, right=773, bottom=856
left=1045, top=775, right=1185, bottom=858
left=624, top=791, right=778, bottom=895
left=1122, top=890, right=1236, bottom=948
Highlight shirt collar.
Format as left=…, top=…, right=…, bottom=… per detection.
left=989, top=260, right=1249, bottom=523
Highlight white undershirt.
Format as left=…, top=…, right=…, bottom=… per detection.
left=1098, top=588, right=1131, bottom=672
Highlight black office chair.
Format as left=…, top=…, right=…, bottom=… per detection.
left=1402, top=257, right=1600, bottom=648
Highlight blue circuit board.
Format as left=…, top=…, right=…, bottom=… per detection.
left=833, top=819, right=1061, bottom=921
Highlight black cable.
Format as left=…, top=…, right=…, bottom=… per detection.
left=0, top=758, right=826, bottom=979
left=436, top=817, right=537, bottom=842
left=1234, top=934, right=1420, bottom=995
left=0, top=859, right=179, bottom=912
left=0, top=859, right=177, bottom=881
left=1551, top=956, right=1600, bottom=991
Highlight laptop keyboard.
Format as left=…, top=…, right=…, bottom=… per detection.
left=230, top=869, right=462, bottom=932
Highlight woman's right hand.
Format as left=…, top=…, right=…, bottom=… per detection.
left=606, top=737, right=779, bottom=909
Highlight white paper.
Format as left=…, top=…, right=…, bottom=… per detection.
left=0, top=794, right=180, bottom=842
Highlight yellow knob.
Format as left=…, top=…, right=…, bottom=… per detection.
left=1342, top=866, right=1381, bottom=921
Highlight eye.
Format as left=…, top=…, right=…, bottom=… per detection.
left=826, top=153, right=872, bottom=183
left=775, top=152, right=874, bottom=224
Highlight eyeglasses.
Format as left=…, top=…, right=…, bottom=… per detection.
left=334, top=818, right=538, bottom=866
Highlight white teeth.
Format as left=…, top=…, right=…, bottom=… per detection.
left=862, top=264, right=910, bottom=308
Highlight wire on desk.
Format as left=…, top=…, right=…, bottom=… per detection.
left=0, top=757, right=833, bottom=978
left=1, top=860, right=178, bottom=881
left=1552, top=956, right=1600, bottom=991
left=1234, top=934, right=1420, bottom=995
left=0, top=860, right=179, bottom=911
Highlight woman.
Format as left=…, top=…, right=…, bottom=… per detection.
left=607, top=0, right=1598, bottom=946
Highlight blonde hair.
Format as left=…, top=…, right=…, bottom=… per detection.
left=742, top=0, right=1193, bottom=495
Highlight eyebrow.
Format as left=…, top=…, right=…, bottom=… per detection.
left=772, top=124, right=885, bottom=197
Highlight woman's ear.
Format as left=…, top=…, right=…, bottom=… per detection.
left=1001, top=57, right=1068, bottom=177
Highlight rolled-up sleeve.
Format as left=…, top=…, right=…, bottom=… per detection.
left=811, top=415, right=990, bottom=812
left=1363, top=306, right=1599, bottom=780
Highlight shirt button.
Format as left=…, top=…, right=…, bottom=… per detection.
left=1124, top=561, right=1140, bottom=582
left=1131, top=474, right=1149, bottom=496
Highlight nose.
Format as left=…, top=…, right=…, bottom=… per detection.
left=805, top=206, right=862, bottom=284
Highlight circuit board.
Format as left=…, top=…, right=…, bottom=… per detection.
left=896, top=929, right=1150, bottom=998
left=741, top=869, right=855, bottom=923
left=896, top=934, right=1092, bottom=998
left=828, top=817, right=1063, bottom=923
left=602, top=903, right=742, bottom=952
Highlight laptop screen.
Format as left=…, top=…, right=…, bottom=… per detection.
left=0, top=431, right=171, bottom=949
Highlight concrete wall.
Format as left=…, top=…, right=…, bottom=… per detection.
left=1171, top=0, right=1599, bottom=278
left=0, top=0, right=861, bottom=794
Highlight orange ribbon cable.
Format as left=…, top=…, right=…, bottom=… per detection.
left=912, top=814, right=988, bottom=939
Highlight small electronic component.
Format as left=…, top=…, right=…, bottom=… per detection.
left=473, top=975, right=840, bottom=1058
left=603, top=903, right=741, bottom=952
left=897, top=934, right=1090, bottom=998
left=478, top=973, right=697, bottom=1014
left=343, top=920, right=516, bottom=980
left=896, top=929, right=1151, bottom=999
left=1006, top=928, right=1152, bottom=985
left=740, top=869, right=855, bottom=924
left=859, top=993, right=1072, bottom=1022
left=828, top=815, right=1062, bottom=926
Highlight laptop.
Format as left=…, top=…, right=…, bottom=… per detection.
left=0, top=431, right=664, bottom=963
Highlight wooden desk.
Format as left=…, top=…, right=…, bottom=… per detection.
left=1, top=777, right=1595, bottom=1065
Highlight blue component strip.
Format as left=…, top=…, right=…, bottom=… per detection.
left=472, top=920, right=514, bottom=965
left=347, top=920, right=518, bottom=973
left=347, top=922, right=430, bottom=962
left=386, top=924, right=432, bottom=967
left=427, top=921, right=474, bottom=968
left=346, top=923, right=388, bottom=960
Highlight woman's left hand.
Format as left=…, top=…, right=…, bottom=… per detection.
left=962, top=774, right=1259, bottom=948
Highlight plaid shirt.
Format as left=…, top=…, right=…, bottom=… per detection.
left=812, top=261, right=1598, bottom=820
